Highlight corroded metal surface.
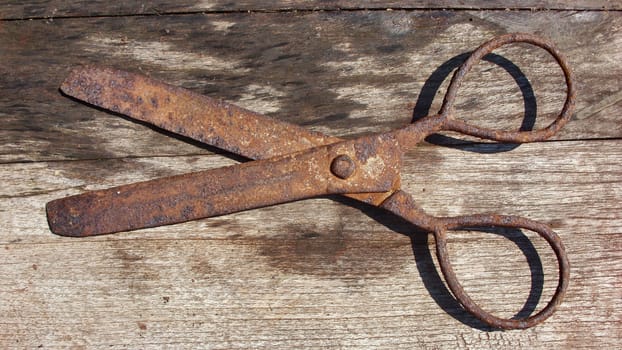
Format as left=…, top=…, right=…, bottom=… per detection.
left=47, top=133, right=402, bottom=236
left=59, top=65, right=399, bottom=206
left=59, top=66, right=338, bottom=160
left=380, top=190, right=570, bottom=330
left=48, top=33, right=575, bottom=330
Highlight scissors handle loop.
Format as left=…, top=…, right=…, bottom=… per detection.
left=436, top=214, right=570, bottom=329
left=380, top=190, right=569, bottom=329
left=439, top=33, right=576, bottom=143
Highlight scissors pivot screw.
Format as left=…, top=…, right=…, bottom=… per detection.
left=330, top=154, right=356, bottom=179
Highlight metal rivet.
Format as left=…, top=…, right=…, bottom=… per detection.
left=330, top=155, right=356, bottom=179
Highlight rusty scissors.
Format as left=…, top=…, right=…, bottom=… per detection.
left=47, top=33, right=575, bottom=329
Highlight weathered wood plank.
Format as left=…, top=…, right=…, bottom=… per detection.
left=1, top=140, right=620, bottom=348
left=0, top=1, right=620, bottom=20
left=1, top=235, right=619, bottom=349
left=1, top=11, right=621, bottom=163
left=3, top=140, right=620, bottom=242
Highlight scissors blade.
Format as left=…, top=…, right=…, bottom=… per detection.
left=59, top=66, right=398, bottom=206
left=60, top=66, right=339, bottom=160
left=47, top=134, right=400, bottom=236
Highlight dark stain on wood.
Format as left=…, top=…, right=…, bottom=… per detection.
left=256, top=223, right=412, bottom=278
left=190, top=259, right=214, bottom=279
left=115, top=248, right=144, bottom=263
left=108, top=241, right=161, bottom=291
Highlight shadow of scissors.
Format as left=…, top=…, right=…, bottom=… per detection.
left=47, top=33, right=575, bottom=329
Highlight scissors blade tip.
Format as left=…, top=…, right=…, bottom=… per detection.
left=46, top=198, right=88, bottom=237
left=60, top=66, right=97, bottom=100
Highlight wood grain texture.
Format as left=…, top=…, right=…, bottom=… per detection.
left=0, top=1, right=620, bottom=20
left=0, top=6, right=620, bottom=349
left=1, top=10, right=621, bottom=163
left=2, top=140, right=621, bottom=348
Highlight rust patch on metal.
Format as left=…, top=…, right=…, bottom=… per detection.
left=49, top=33, right=575, bottom=330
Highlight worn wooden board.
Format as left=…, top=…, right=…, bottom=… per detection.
left=1, top=10, right=621, bottom=163
left=1, top=1, right=620, bottom=20
left=2, top=140, right=621, bottom=348
left=1, top=6, right=621, bottom=349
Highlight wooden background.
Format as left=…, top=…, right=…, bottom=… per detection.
left=1, top=1, right=621, bottom=348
